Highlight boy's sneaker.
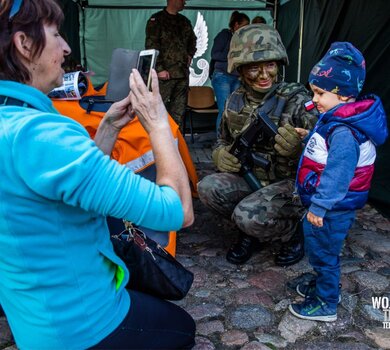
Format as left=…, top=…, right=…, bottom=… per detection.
left=296, top=280, right=342, bottom=304
left=289, top=296, right=337, bottom=322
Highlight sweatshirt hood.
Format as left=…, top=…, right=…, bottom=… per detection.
left=326, top=94, right=388, bottom=146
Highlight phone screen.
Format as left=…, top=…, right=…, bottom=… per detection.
left=138, top=54, right=153, bottom=87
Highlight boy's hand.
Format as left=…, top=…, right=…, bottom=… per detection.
left=307, top=211, right=323, bottom=227
left=295, top=127, right=309, bottom=140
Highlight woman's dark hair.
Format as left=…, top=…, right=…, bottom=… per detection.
left=0, top=0, right=64, bottom=83
left=229, top=11, right=250, bottom=30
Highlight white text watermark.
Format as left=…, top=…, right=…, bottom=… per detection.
left=372, top=296, right=390, bottom=329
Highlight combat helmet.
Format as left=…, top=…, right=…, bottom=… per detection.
left=228, top=24, right=289, bottom=73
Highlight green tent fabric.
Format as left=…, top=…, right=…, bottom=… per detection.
left=63, top=0, right=271, bottom=86
left=88, top=0, right=265, bottom=8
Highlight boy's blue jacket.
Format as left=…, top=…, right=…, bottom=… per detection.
left=297, top=95, right=388, bottom=217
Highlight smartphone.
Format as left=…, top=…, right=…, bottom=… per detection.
left=136, top=49, right=159, bottom=90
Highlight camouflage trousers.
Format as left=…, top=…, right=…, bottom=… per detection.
left=159, top=78, right=189, bottom=127
left=197, top=173, right=305, bottom=243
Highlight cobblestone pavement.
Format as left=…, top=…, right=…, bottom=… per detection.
left=1, top=133, right=390, bottom=350
left=179, top=134, right=390, bottom=350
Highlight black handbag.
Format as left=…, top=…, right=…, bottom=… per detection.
left=111, top=221, right=194, bottom=301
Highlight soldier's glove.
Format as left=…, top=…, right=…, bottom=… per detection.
left=274, top=124, right=302, bottom=158
left=212, top=146, right=241, bottom=173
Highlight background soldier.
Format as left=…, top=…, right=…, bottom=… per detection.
left=198, top=24, right=318, bottom=266
left=145, top=0, right=197, bottom=127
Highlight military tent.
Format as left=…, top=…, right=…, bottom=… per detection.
left=60, top=0, right=390, bottom=217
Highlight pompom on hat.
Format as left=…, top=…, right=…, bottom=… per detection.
left=309, top=42, right=366, bottom=98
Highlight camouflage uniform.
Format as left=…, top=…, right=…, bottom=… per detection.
left=198, top=24, right=318, bottom=243
left=145, top=9, right=197, bottom=125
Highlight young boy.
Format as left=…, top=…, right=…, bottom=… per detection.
left=288, top=42, right=388, bottom=321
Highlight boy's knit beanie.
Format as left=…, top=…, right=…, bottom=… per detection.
left=309, top=42, right=366, bottom=98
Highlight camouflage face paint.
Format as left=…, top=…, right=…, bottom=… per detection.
left=241, top=61, right=278, bottom=92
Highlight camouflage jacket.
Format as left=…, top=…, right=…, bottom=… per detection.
left=145, top=9, right=197, bottom=79
left=215, top=82, right=318, bottom=183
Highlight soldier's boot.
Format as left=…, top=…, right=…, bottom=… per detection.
left=274, top=222, right=304, bottom=267
left=226, top=232, right=263, bottom=265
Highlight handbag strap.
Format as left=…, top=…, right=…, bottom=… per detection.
left=0, top=95, right=33, bottom=108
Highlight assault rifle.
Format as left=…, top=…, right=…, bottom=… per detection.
left=229, top=110, right=278, bottom=191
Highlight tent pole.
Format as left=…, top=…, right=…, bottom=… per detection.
left=297, top=0, right=304, bottom=83
left=273, top=0, right=278, bottom=28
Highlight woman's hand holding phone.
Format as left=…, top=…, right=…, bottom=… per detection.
left=129, top=68, right=169, bottom=134
left=136, top=49, right=159, bottom=90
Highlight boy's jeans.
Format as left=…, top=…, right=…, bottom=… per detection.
left=211, top=71, right=240, bottom=135
left=303, top=210, right=355, bottom=308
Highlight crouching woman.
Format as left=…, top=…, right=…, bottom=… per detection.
left=0, top=0, right=195, bottom=349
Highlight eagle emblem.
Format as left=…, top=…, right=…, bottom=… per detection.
left=190, top=12, right=209, bottom=86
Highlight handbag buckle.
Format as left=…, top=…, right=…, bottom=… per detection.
left=123, top=220, right=157, bottom=260
left=134, top=231, right=147, bottom=250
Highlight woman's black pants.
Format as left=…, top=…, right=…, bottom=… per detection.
left=90, top=290, right=195, bottom=349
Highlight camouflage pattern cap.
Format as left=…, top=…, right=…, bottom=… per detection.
left=228, top=24, right=289, bottom=73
